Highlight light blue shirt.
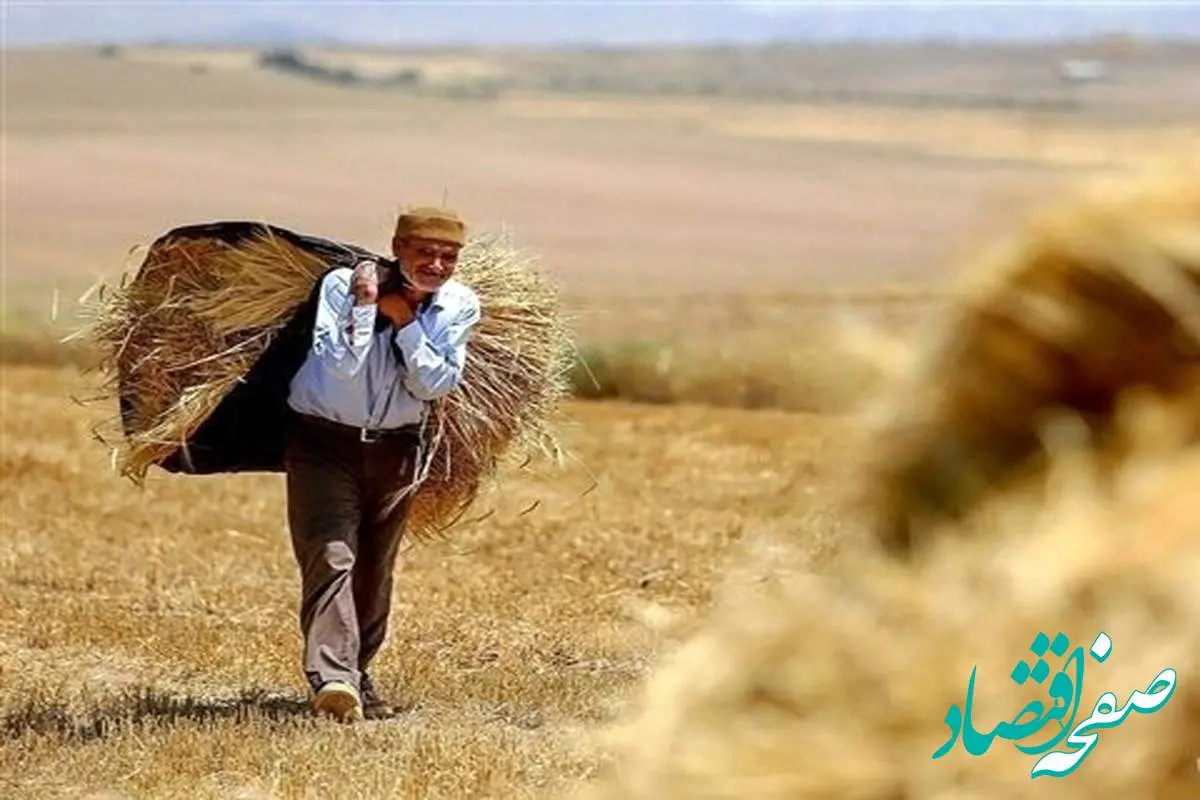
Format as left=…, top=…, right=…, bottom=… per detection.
left=287, top=264, right=481, bottom=430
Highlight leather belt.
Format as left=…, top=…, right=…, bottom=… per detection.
left=293, top=412, right=421, bottom=444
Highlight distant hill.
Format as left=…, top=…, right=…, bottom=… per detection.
left=5, top=2, right=1199, bottom=46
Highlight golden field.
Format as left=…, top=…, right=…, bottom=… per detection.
left=4, top=41, right=1200, bottom=798
left=0, top=364, right=854, bottom=798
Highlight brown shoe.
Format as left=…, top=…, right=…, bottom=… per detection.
left=360, top=672, right=398, bottom=720
left=313, top=681, right=364, bottom=723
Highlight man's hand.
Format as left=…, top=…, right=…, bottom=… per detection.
left=378, top=294, right=415, bottom=328
left=351, top=261, right=379, bottom=306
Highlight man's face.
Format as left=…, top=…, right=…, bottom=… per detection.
left=392, top=236, right=461, bottom=293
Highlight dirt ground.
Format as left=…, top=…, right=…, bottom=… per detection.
left=2, top=43, right=1197, bottom=798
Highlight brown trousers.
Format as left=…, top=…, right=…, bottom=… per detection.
left=283, top=412, right=421, bottom=694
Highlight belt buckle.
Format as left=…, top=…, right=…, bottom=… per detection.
left=360, top=427, right=381, bottom=443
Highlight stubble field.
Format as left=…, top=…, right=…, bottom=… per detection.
left=3, top=42, right=1199, bottom=798
left=0, top=364, right=855, bottom=798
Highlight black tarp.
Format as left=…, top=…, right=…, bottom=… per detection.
left=122, top=221, right=396, bottom=476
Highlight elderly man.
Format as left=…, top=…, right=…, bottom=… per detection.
left=284, top=205, right=481, bottom=723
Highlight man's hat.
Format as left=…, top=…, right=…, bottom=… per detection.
left=394, top=205, right=467, bottom=246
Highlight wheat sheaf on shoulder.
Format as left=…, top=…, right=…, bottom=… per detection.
left=73, top=220, right=576, bottom=542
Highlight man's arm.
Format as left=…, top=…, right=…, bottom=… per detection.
left=392, top=291, right=481, bottom=400
left=310, top=265, right=378, bottom=379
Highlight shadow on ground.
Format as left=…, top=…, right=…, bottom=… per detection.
left=1, top=688, right=313, bottom=743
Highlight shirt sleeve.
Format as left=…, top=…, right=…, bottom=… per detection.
left=392, top=289, right=481, bottom=401
left=309, top=265, right=377, bottom=379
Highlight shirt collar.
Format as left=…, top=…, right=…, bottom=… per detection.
left=421, top=284, right=446, bottom=312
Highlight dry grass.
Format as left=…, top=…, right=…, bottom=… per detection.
left=0, top=332, right=98, bottom=371
left=570, top=322, right=888, bottom=413
left=0, top=365, right=854, bottom=799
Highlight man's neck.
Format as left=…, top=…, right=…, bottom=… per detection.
left=403, top=287, right=434, bottom=310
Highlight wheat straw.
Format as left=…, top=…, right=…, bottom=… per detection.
left=76, top=223, right=575, bottom=541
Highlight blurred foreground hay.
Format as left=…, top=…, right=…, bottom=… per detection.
left=856, top=159, right=1200, bottom=555
left=587, top=411, right=1200, bottom=797
left=583, top=161, right=1200, bottom=798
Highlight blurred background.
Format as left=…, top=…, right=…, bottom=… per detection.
left=4, top=0, right=1200, bottom=400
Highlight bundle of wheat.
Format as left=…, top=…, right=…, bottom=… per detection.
left=74, top=220, right=575, bottom=540
left=582, top=163, right=1200, bottom=800
left=585, top=411, right=1200, bottom=799
left=853, top=162, right=1200, bottom=555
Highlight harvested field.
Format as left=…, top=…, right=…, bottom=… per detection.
left=4, top=40, right=1199, bottom=798
left=0, top=366, right=854, bottom=798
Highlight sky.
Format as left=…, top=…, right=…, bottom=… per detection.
left=2, top=1, right=1197, bottom=47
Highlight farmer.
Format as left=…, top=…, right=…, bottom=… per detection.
left=283, top=205, right=481, bottom=723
